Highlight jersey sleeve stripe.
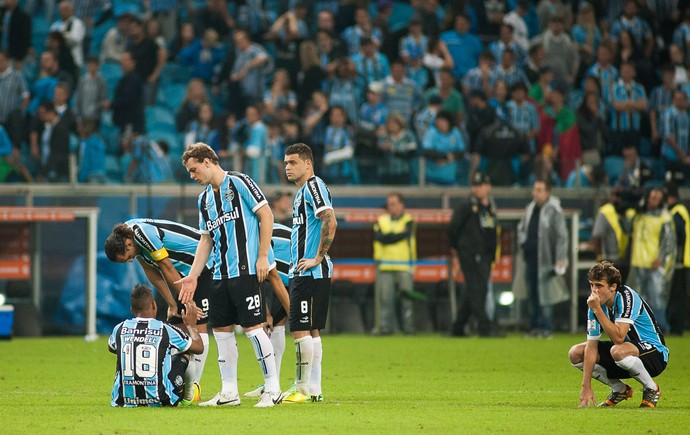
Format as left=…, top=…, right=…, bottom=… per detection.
left=307, top=178, right=328, bottom=209
left=314, top=205, right=334, bottom=217
left=132, top=224, right=159, bottom=253
left=252, top=199, right=268, bottom=213
left=232, top=172, right=267, bottom=204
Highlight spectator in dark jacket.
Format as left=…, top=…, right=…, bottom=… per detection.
left=111, top=51, right=145, bottom=135
left=0, top=0, right=31, bottom=63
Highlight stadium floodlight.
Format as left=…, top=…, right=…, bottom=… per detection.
left=498, top=291, right=514, bottom=306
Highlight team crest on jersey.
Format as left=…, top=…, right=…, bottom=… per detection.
left=224, top=188, right=235, bottom=202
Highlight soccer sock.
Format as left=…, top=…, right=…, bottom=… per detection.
left=294, top=335, right=314, bottom=395
left=183, top=355, right=197, bottom=401
left=192, top=332, right=210, bottom=385
left=214, top=331, right=239, bottom=395
left=270, top=325, right=286, bottom=378
left=246, top=328, right=280, bottom=393
left=572, top=362, right=626, bottom=392
left=616, top=356, right=657, bottom=390
left=310, top=336, right=322, bottom=396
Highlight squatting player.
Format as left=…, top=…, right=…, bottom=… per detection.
left=177, top=142, right=282, bottom=408
left=108, top=284, right=204, bottom=407
left=245, top=222, right=293, bottom=398
left=104, top=219, right=213, bottom=400
left=281, top=143, right=337, bottom=404
left=568, top=261, right=668, bottom=408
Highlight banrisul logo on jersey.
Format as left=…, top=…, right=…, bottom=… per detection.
left=206, top=209, right=240, bottom=230
left=133, top=226, right=156, bottom=252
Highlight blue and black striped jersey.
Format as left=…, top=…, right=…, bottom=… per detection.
left=272, top=223, right=291, bottom=286
left=290, top=176, right=333, bottom=279
left=108, top=318, right=191, bottom=407
left=126, top=218, right=212, bottom=275
left=587, top=285, right=669, bottom=362
left=198, top=171, right=275, bottom=279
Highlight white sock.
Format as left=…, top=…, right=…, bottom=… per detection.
left=310, top=336, right=322, bottom=396
left=246, top=328, right=280, bottom=393
left=271, top=325, right=286, bottom=378
left=572, top=362, right=626, bottom=392
left=214, top=331, right=239, bottom=395
left=183, top=355, right=197, bottom=401
left=294, top=336, right=314, bottom=395
left=192, top=332, right=210, bottom=385
left=616, top=356, right=656, bottom=390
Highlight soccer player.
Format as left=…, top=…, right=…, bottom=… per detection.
left=244, top=222, right=292, bottom=398
left=104, top=219, right=213, bottom=401
left=281, top=143, right=338, bottom=403
left=568, top=261, right=668, bottom=408
left=108, top=284, right=204, bottom=407
left=177, top=142, right=281, bottom=408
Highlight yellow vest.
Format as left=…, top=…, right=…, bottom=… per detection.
left=373, top=213, right=416, bottom=272
left=670, top=203, right=690, bottom=267
left=631, top=210, right=673, bottom=268
left=598, top=203, right=629, bottom=260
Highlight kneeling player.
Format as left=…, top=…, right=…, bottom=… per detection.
left=105, top=219, right=213, bottom=401
left=108, top=285, right=204, bottom=407
left=569, top=261, right=668, bottom=408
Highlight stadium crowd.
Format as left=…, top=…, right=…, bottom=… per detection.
left=1, top=0, right=690, bottom=188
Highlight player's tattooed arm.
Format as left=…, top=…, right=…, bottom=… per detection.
left=317, top=209, right=337, bottom=260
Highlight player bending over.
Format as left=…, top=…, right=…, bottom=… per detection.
left=568, top=261, right=668, bottom=408
left=108, top=284, right=204, bottom=407
left=105, top=219, right=212, bottom=402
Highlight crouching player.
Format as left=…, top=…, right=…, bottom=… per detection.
left=569, top=261, right=668, bottom=408
left=108, top=284, right=204, bottom=407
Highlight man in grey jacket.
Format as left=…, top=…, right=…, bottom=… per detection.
left=518, top=178, right=569, bottom=338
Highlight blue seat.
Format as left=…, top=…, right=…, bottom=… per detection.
left=160, top=83, right=187, bottom=112
left=145, top=106, right=176, bottom=126
left=148, top=131, right=181, bottom=153
left=160, top=62, right=191, bottom=85
left=603, top=156, right=625, bottom=186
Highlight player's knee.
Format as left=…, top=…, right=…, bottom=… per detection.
left=609, top=344, right=630, bottom=361
left=567, top=343, right=584, bottom=364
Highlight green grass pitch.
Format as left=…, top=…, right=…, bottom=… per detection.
left=1, top=333, right=689, bottom=434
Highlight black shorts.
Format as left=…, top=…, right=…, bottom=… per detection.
left=289, top=276, right=331, bottom=332
left=209, top=275, right=266, bottom=328
left=169, top=268, right=211, bottom=326
left=262, top=280, right=288, bottom=325
left=597, top=341, right=667, bottom=379
left=168, top=353, right=190, bottom=406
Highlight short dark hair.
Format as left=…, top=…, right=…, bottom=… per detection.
left=534, top=177, right=552, bottom=191
left=388, top=192, right=404, bottom=205
left=510, top=81, right=528, bottom=93
left=182, top=142, right=219, bottom=165
left=39, top=100, right=56, bottom=113
left=130, top=284, right=154, bottom=314
left=285, top=142, right=314, bottom=163
left=587, top=261, right=623, bottom=289
left=104, top=223, right=134, bottom=261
